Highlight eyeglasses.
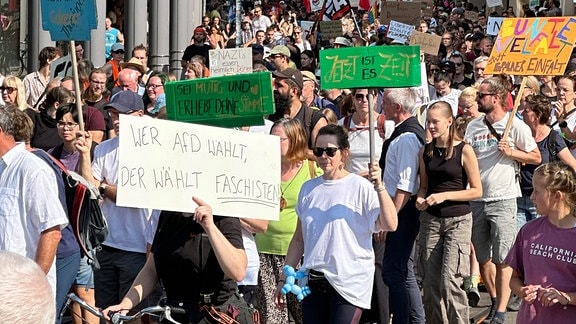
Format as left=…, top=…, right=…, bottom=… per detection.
left=294, top=31, right=301, bottom=34
left=90, top=79, right=106, bottom=85
left=477, top=92, right=496, bottom=99
left=113, top=50, right=125, bottom=55
left=312, top=147, right=340, bottom=157
left=0, top=86, right=16, bottom=93
left=147, top=84, right=164, bottom=90
left=355, top=93, right=369, bottom=100
left=57, top=121, right=79, bottom=129
left=452, top=62, right=463, bottom=67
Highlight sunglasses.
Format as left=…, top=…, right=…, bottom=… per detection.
left=477, top=92, right=496, bottom=99
left=452, top=62, right=463, bottom=67
left=0, top=86, right=16, bottom=92
left=355, top=93, right=369, bottom=100
left=312, top=147, right=340, bottom=157
left=113, top=50, right=125, bottom=54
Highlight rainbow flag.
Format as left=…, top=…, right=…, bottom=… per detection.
left=368, top=1, right=378, bottom=23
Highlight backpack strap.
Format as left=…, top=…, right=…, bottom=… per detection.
left=548, top=129, right=559, bottom=162
left=307, top=160, right=317, bottom=179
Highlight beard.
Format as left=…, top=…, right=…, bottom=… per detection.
left=271, top=91, right=292, bottom=119
left=478, top=103, right=494, bottom=114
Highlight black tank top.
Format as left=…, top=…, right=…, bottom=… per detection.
left=423, top=142, right=471, bottom=218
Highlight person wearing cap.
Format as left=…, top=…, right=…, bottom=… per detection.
left=270, top=68, right=328, bottom=151
left=75, top=90, right=152, bottom=311
left=301, top=70, right=339, bottom=118
left=23, top=46, right=62, bottom=108
left=333, top=36, right=353, bottom=48
left=105, top=17, right=124, bottom=61
left=130, top=44, right=153, bottom=84
left=269, top=45, right=292, bottom=71
left=102, top=43, right=125, bottom=91
left=181, top=26, right=211, bottom=71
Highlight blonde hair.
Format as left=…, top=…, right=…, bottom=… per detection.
left=321, top=108, right=338, bottom=125
left=534, top=162, right=576, bottom=217
left=3, top=76, right=27, bottom=111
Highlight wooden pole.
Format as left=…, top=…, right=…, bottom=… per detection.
left=501, top=77, right=527, bottom=140
left=368, top=88, right=375, bottom=166
left=69, top=40, right=85, bottom=131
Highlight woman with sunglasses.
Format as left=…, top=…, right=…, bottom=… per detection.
left=276, top=124, right=398, bottom=323
left=2, top=75, right=29, bottom=111
left=255, top=118, right=320, bottom=324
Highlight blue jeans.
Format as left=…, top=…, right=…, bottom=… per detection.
left=516, top=195, right=537, bottom=230
left=382, top=198, right=425, bottom=324
left=55, top=250, right=81, bottom=324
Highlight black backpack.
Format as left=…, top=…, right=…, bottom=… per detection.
left=39, top=148, right=108, bottom=270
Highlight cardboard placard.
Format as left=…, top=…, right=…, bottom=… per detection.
left=117, top=115, right=281, bottom=220
left=485, top=17, right=576, bottom=75
left=320, top=45, right=421, bottom=89
left=379, top=1, right=422, bottom=25
left=164, top=72, right=274, bottom=127
left=464, top=10, right=479, bottom=21
left=387, top=20, right=415, bottom=44
left=486, top=0, right=503, bottom=8
left=209, top=48, right=253, bottom=77
left=409, top=31, right=441, bottom=56
left=320, top=20, right=344, bottom=39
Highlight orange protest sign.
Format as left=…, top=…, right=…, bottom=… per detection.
left=485, top=17, right=576, bottom=75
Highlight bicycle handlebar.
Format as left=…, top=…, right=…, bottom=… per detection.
left=63, top=293, right=186, bottom=324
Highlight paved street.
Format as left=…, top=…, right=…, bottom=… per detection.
left=470, top=290, right=518, bottom=324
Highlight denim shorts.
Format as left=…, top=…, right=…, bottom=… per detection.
left=74, top=255, right=94, bottom=289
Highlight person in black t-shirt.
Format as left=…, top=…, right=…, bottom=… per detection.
left=181, top=26, right=211, bottom=70
left=102, top=197, right=255, bottom=324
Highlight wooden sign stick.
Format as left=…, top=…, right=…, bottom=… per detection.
left=502, top=77, right=527, bottom=140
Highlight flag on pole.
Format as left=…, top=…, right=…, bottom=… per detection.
left=367, top=1, right=378, bottom=23
left=321, top=0, right=352, bottom=21
left=359, top=0, right=370, bottom=10
left=310, top=0, right=324, bottom=12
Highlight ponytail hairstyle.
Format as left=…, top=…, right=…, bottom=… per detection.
left=534, top=161, right=576, bottom=217
left=425, top=101, right=457, bottom=160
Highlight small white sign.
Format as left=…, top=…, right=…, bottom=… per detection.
left=117, top=115, right=281, bottom=220
left=387, top=20, right=415, bottom=44
left=486, top=0, right=503, bottom=8
left=487, top=17, right=504, bottom=36
left=209, top=48, right=253, bottom=77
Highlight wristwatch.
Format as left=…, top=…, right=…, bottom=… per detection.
left=98, top=183, right=108, bottom=196
left=559, top=121, right=568, bottom=128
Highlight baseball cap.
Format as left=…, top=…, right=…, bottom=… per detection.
left=270, top=45, right=290, bottom=57
left=301, top=70, right=317, bottom=85
left=465, top=31, right=484, bottom=41
left=272, top=68, right=303, bottom=90
left=441, top=61, right=456, bottom=73
left=111, top=43, right=124, bottom=53
left=104, top=90, right=145, bottom=113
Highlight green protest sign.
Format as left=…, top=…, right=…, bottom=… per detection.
left=319, top=46, right=421, bottom=89
left=165, top=72, right=274, bottom=127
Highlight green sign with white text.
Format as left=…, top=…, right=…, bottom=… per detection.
left=319, top=46, right=422, bottom=89
left=164, top=72, right=274, bottom=127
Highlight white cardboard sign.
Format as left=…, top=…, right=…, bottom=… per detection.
left=209, top=48, right=253, bottom=77
left=487, top=17, right=504, bottom=36
left=117, top=115, right=281, bottom=220
left=387, top=20, right=415, bottom=44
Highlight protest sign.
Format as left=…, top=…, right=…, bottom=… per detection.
left=209, top=48, right=252, bottom=77
left=486, top=0, right=503, bottom=8
left=409, top=31, right=441, bottom=56
left=50, top=55, right=73, bottom=79
left=300, top=21, right=315, bottom=39
left=164, top=72, right=275, bottom=127
left=320, top=20, right=344, bottom=39
left=387, top=20, right=415, bottom=44
left=380, top=1, right=421, bottom=25
left=464, top=11, right=479, bottom=21
left=320, top=45, right=421, bottom=89
left=485, top=17, right=576, bottom=75
left=116, top=115, right=280, bottom=220
left=487, top=17, right=503, bottom=35
left=41, top=0, right=97, bottom=41
left=310, top=0, right=324, bottom=12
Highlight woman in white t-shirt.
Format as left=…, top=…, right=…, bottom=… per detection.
left=275, top=124, right=398, bottom=323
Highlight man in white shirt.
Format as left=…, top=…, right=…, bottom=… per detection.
left=0, top=105, right=68, bottom=296
left=251, top=6, right=272, bottom=32
left=75, top=90, right=152, bottom=310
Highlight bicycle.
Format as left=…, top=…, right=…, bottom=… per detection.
left=61, top=292, right=185, bottom=324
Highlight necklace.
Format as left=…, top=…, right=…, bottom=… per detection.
left=435, top=147, right=447, bottom=157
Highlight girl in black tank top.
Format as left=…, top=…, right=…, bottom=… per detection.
left=415, top=101, right=483, bottom=323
